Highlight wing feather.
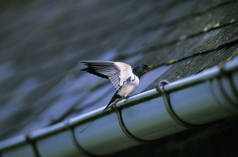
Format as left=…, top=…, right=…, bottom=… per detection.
left=80, top=60, right=121, bottom=90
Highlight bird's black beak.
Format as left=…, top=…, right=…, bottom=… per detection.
left=143, top=65, right=153, bottom=74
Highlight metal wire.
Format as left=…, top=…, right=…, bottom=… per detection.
left=112, top=102, right=149, bottom=143
left=62, top=118, right=98, bottom=157
left=70, top=126, right=98, bottom=157
left=156, top=80, right=202, bottom=129
left=217, top=63, right=238, bottom=110
left=26, top=134, right=41, bottom=157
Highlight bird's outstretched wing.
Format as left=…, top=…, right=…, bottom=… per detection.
left=80, top=60, right=132, bottom=90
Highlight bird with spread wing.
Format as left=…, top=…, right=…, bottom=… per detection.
left=80, top=61, right=151, bottom=111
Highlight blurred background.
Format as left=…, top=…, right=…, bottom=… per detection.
left=1, top=0, right=238, bottom=156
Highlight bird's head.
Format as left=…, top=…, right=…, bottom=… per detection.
left=133, top=64, right=151, bottom=77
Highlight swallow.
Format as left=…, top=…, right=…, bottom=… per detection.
left=80, top=60, right=151, bottom=111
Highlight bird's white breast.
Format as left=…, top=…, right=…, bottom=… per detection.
left=114, top=62, right=133, bottom=87
left=118, top=74, right=139, bottom=97
left=114, top=62, right=140, bottom=97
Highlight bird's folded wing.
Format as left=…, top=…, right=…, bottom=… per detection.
left=80, top=60, right=124, bottom=90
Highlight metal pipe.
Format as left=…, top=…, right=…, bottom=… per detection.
left=0, top=57, right=238, bottom=156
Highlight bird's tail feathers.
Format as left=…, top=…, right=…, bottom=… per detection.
left=104, top=92, right=121, bottom=111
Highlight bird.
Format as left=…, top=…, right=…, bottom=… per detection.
left=80, top=60, right=151, bottom=111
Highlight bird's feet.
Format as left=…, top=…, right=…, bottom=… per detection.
left=103, top=105, right=113, bottom=112
left=103, top=98, right=120, bottom=112
left=123, top=96, right=129, bottom=103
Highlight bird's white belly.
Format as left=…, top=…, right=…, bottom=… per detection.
left=118, top=75, right=139, bottom=97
